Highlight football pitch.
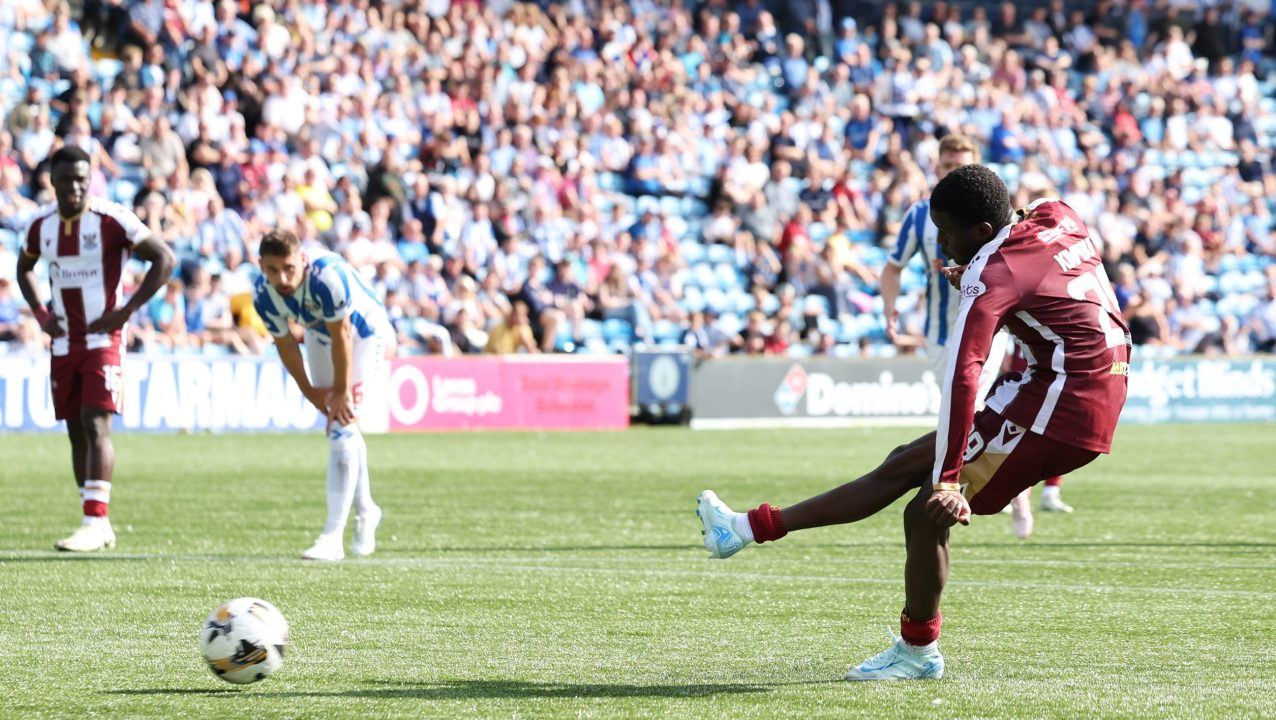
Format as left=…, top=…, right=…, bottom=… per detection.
left=0, top=424, right=1273, bottom=719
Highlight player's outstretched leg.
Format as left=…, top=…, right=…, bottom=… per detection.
left=696, top=433, right=935, bottom=559
left=846, top=485, right=947, bottom=681
left=1039, top=476, right=1073, bottom=513
left=56, top=409, right=116, bottom=552
left=349, top=434, right=381, bottom=558
left=303, top=422, right=363, bottom=561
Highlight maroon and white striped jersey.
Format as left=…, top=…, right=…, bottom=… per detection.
left=22, top=198, right=151, bottom=357
left=934, top=200, right=1131, bottom=488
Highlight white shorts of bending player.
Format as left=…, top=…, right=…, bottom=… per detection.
left=304, top=332, right=391, bottom=433
left=926, top=330, right=1011, bottom=411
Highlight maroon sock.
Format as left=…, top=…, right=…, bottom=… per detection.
left=746, top=503, right=787, bottom=543
left=900, top=610, right=942, bottom=647
left=1044, top=476, right=1062, bottom=487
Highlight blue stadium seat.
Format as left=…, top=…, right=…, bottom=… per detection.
left=759, top=294, right=781, bottom=315
left=714, top=313, right=742, bottom=337
left=803, top=295, right=830, bottom=317
left=95, top=58, right=124, bottom=86
left=602, top=318, right=634, bottom=342
left=652, top=319, right=683, bottom=343
left=682, top=286, right=705, bottom=312
left=703, top=287, right=729, bottom=314
left=713, top=262, right=742, bottom=289
left=706, top=243, right=734, bottom=265
left=730, top=291, right=756, bottom=315
left=578, top=318, right=604, bottom=340
left=111, top=179, right=138, bottom=205
left=680, top=241, right=706, bottom=264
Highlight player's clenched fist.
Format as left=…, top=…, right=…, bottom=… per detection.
left=925, top=489, right=971, bottom=527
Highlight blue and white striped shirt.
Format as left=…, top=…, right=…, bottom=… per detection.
left=887, top=199, right=958, bottom=348
left=252, top=250, right=392, bottom=341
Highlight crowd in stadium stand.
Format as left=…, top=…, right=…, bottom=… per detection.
left=1, top=0, right=1275, bottom=359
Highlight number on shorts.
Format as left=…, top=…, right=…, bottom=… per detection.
left=963, top=431, right=985, bottom=463
left=104, top=365, right=122, bottom=407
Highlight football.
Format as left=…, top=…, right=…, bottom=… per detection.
left=200, top=597, right=290, bottom=684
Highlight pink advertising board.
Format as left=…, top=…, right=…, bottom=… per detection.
left=387, top=356, right=630, bottom=431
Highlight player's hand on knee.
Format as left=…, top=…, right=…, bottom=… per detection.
left=925, top=489, right=971, bottom=527
left=328, top=390, right=356, bottom=426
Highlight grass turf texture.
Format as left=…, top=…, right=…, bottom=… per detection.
left=0, top=424, right=1272, bottom=720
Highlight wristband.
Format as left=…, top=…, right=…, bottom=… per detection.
left=935, top=482, right=962, bottom=493
left=33, top=305, right=51, bottom=327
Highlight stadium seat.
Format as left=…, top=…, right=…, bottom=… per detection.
left=703, top=287, right=729, bottom=314
left=713, top=262, right=742, bottom=289
left=679, top=241, right=706, bottom=265
left=602, top=318, right=634, bottom=342
left=730, top=291, right=756, bottom=315
left=714, top=313, right=742, bottom=336
left=706, top=243, right=734, bottom=265
left=578, top=318, right=604, bottom=340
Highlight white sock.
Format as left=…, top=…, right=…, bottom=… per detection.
left=905, top=640, right=938, bottom=653
left=324, top=424, right=362, bottom=536
left=732, top=513, right=755, bottom=543
left=352, top=430, right=375, bottom=515
left=1042, top=485, right=1061, bottom=501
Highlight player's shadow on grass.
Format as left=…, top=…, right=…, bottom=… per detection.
left=270, top=678, right=833, bottom=700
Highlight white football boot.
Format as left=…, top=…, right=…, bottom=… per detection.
left=1039, top=490, right=1074, bottom=513
left=350, top=504, right=382, bottom=558
left=1010, top=489, right=1034, bottom=540
left=845, top=632, right=945, bottom=681
left=301, top=532, right=345, bottom=561
left=54, top=520, right=116, bottom=552
left=696, top=490, right=750, bottom=559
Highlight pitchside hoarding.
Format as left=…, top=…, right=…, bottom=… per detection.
left=688, top=356, right=1276, bottom=428
left=0, top=352, right=324, bottom=432
left=387, top=356, right=630, bottom=431
left=688, top=357, right=942, bottom=429
left=0, top=353, right=630, bottom=433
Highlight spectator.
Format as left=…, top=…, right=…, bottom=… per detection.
left=485, top=300, right=538, bottom=355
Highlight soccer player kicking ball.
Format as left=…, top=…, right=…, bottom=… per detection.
left=253, top=229, right=392, bottom=561
left=697, top=165, right=1130, bottom=680
left=16, top=145, right=176, bottom=551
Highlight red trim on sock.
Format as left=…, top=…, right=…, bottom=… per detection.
left=747, top=503, right=787, bottom=543
left=83, top=500, right=109, bottom=518
left=1044, top=476, right=1062, bottom=487
left=900, top=610, right=942, bottom=646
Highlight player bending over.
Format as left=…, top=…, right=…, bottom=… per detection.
left=16, top=145, right=176, bottom=551
left=696, top=165, right=1130, bottom=680
left=253, top=229, right=392, bottom=561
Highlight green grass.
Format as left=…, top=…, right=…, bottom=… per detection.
left=0, top=424, right=1273, bottom=719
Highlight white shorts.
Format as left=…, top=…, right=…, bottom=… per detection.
left=304, top=332, right=391, bottom=433
left=927, top=330, right=1011, bottom=411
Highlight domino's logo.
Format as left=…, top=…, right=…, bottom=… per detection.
left=773, top=363, right=809, bottom=415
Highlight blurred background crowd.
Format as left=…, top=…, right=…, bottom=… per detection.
left=1, top=0, right=1275, bottom=359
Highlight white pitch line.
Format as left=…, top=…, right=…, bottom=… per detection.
left=1, top=551, right=1271, bottom=599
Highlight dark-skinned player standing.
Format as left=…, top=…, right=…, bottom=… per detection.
left=15, top=145, right=175, bottom=552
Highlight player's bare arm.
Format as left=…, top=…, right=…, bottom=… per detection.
left=325, top=315, right=356, bottom=426
left=86, top=236, right=176, bottom=335
left=273, top=327, right=329, bottom=415
left=879, top=262, right=903, bottom=343
left=15, top=250, right=63, bottom=338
